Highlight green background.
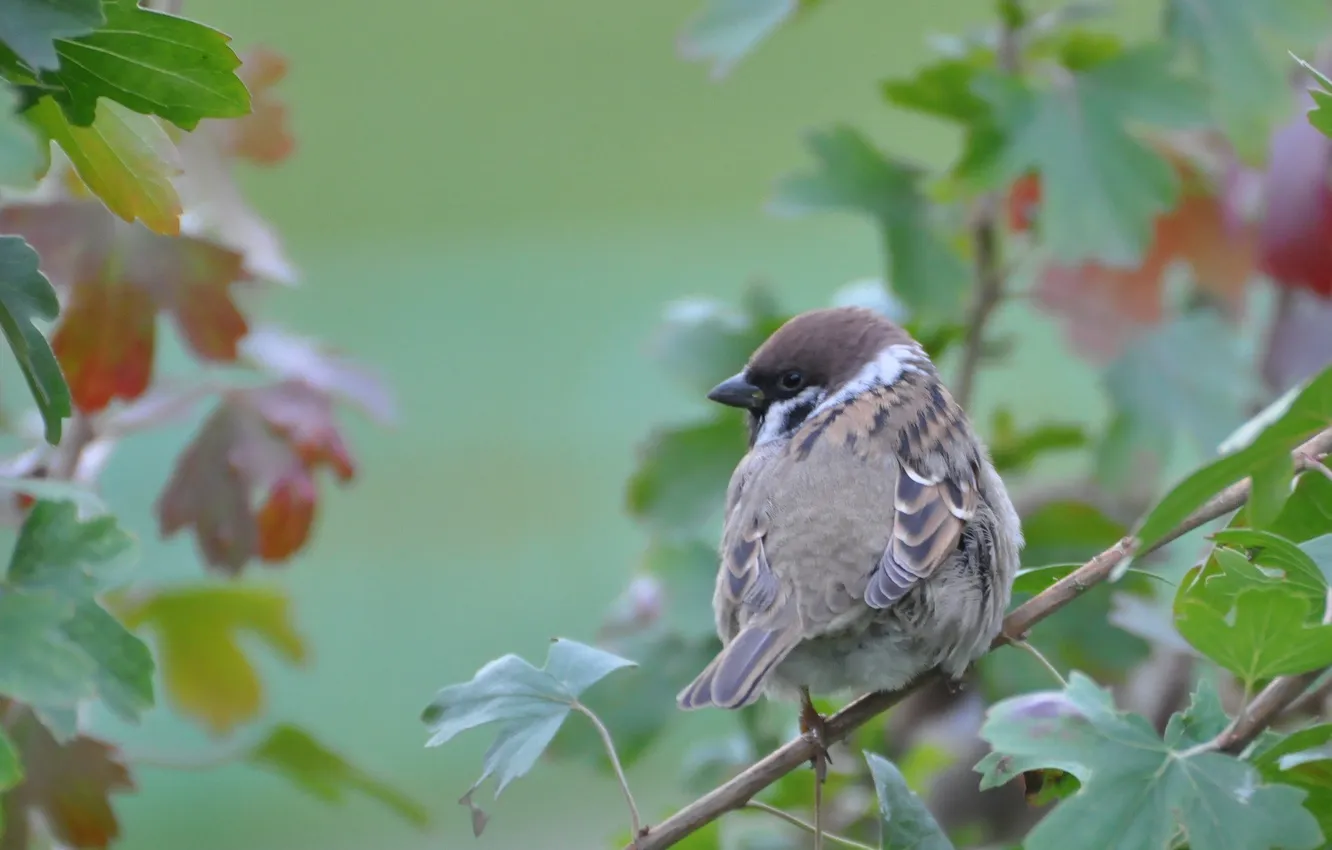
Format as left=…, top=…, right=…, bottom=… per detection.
left=88, top=1, right=1148, bottom=848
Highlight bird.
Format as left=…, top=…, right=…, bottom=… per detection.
left=675, top=305, right=1023, bottom=767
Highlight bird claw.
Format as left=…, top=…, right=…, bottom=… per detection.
left=798, top=687, right=832, bottom=782
left=945, top=674, right=966, bottom=696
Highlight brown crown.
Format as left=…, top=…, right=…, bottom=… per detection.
left=745, top=306, right=918, bottom=390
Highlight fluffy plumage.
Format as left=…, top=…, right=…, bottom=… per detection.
left=677, top=306, right=1022, bottom=713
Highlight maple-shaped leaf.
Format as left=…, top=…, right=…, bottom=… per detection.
left=118, top=585, right=305, bottom=736
left=976, top=45, right=1207, bottom=266
left=25, top=96, right=182, bottom=236
left=156, top=380, right=358, bottom=574
left=240, top=325, right=396, bottom=424
left=2, top=711, right=134, bottom=849
left=1034, top=157, right=1257, bottom=362
left=174, top=47, right=297, bottom=283
left=0, top=199, right=251, bottom=413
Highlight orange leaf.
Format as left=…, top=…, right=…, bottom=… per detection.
left=156, top=380, right=357, bottom=574
left=256, top=467, right=317, bottom=561
left=1007, top=172, right=1040, bottom=233
left=230, top=48, right=295, bottom=165
left=1034, top=165, right=1257, bottom=362
left=0, top=200, right=251, bottom=413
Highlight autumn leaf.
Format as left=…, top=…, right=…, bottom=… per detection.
left=240, top=325, right=396, bottom=424
left=156, top=380, right=360, bottom=574
left=1032, top=156, right=1257, bottom=362
left=25, top=96, right=182, bottom=235
left=174, top=47, right=297, bottom=283
left=118, top=585, right=306, bottom=736
left=1, top=711, right=133, bottom=850
left=0, top=200, right=251, bottom=413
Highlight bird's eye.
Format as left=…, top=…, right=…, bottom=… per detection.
left=779, top=370, right=805, bottom=392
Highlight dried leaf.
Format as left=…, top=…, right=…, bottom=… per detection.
left=119, top=585, right=305, bottom=736
left=2, top=713, right=133, bottom=850
left=156, top=380, right=357, bottom=573
left=241, top=325, right=395, bottom=424
left=0, top=200, right=250, bottom=413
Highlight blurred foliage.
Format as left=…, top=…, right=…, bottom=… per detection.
left=0, top=1, right=423, bottom=847
left=421, top=0, right=1332, bottom=846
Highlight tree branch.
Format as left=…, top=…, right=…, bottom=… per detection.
left=953, top=0, right=1023, bottom=408
left=628, top=425, right=1332, bottom=850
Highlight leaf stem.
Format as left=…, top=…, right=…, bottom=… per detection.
left=573, top=701, right=643, bottom=846
left=624, top=425, right=1332, bottom=850
left=1011, top=640, right=1067, bottom=687
left=743, top=802, right=876, bottom=850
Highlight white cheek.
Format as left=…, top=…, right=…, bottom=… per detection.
left=813, top=343, right=926, bottom=415
left=754, top=387, right=824, bottom=446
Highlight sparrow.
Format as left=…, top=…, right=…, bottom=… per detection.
left=676, top=306, right=1023, bottom=762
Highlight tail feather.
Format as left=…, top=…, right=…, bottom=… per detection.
left=676, top=624, right=801, bottom=710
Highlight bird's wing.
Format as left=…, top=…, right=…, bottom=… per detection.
left=864, top=387, right=980, bottom=609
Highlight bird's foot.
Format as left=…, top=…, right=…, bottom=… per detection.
left=944, top=674, right=966, bottom=696
left=798, top=686, right=832, bottom=783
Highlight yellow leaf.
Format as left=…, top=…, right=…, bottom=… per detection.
left=27, top=97, right=182, bottom=236
left=120, top=585, right=306, bottom=736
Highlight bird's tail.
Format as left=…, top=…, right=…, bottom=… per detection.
left=676, top=621, right=801, bottom=710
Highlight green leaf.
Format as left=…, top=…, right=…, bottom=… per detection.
left=626, top=412, right=746, bottom=536
left=978, top=673, right=1323, bottom=850
left=0, top=501, right=151, bottom=720
left=1134, top=365, right=1332, bottom=551
left=1019, top=499, right=1126, bottom=568
left=548, top=631, right=717, bottom=769
left=1252, top=724, right=1332, bottom=841
left=975, top=45, right=1206, bottom=265
left=0, top=0, right=104, bottom=70
left=677, top=0, right=819, bottom=79
left=987, top=407, right=1087, bottom=475
left=770, top=126, right=969, bottom=320
left=881, top=54, right=1002, bottom=181
left=0, top=589, right=93, bottom=705
left=0, top=476, right=105, bottom=517
left=249, top=724, right=428, bottom=827
left=1294, top=55, right=1332, bottom=140
left=0, top=83, right=45, bottom=187
left=61, top=601, right=153, bottom=721
left=1271, top=467, right=1332, bottom=542
left=421, top=638, right=637, bottom=833
left=1102, top=312, right=1255, bottom=457
left=1012, top=562, right=1164, bottom=596
left=1210, top=528, right=1329, bottom=594
left=15, top=0, right=250, bottom=130
left=0, top=234, right=69, bottom=444
left=6, top=500, right=132, bottom=598
left=26, top=95, right=181, bottom=235
left=1163, top=678, right=1230, bottom=748
left=1176, top=587, right=1332, bottom=687
left=1165, top=0, right=1332, bottom=159
left=0, top=725, right=20, bottom=792
left=865, top=751, right=954, bottom=850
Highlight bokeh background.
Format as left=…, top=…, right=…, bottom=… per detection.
left=83, top=1, right=1157, bottom=847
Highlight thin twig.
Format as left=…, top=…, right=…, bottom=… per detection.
left=743, top=802, right=876, bottom=850
left=626, top=425, right=1332, bottom=850
left=953, top=0, right=1023, bottom=408
left=574, top=702, right=643, bottom=846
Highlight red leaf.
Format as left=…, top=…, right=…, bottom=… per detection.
left=1034, top=158, right=1256, bottom=362
left=155, top=380, right=356, bottom=574
left=3, top=713, right=134, bottom=850
left=0, top=201, right=251, bottom=413
left=1258, top=93, right=1332, bottom=298
left=256, top=466, right=317, bottom=561
left=1007, top=172, right=1040, bottom=233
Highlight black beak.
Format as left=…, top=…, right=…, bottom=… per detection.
left=707, top=372, right=763, bottom=409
